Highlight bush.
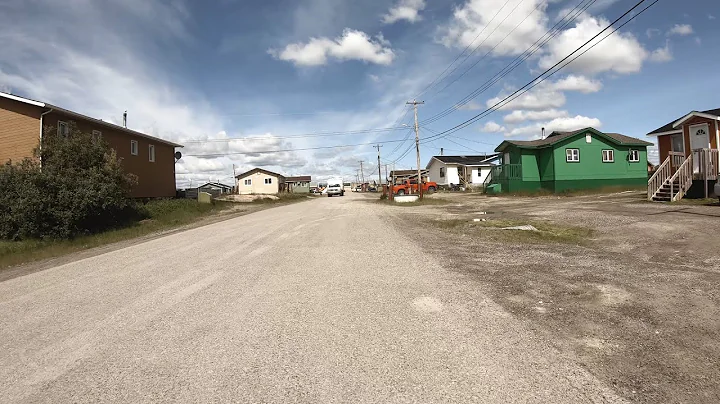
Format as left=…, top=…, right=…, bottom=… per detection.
left=0, top=125, right=142, bottom=240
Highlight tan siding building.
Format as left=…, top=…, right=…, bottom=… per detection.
left=0, top=92, right=181, bottom=198
left=236, top=168, right=284, bottom=194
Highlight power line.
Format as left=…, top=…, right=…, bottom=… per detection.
left=418, top=0, right=600, bottom=126
left=181, top=125, right=411, bottom=143
left=420, top=0, right=659, bottom=143
left=184, top=138, right=409, bottom=157
left=413, top=0, right=515, bottom=99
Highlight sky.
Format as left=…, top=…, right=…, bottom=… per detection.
left=1, top=0, right=718, bottom=186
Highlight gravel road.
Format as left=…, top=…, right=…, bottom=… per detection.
left=0, top=193, right=625, bottom=403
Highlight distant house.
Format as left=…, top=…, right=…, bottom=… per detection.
left=284, top=175, right=312, bottom=193
left=646, top=108, right=720, bottom=200
left=0, top=91, right=182, bottom=198
left=490, top=127, right=652, bottom=193
left=198, top=182, right=234, bottom=196
left=426, top=154, right=499, bottom=188
left=235, top=168, right=284, bottom=194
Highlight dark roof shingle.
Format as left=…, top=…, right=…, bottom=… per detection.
left=496, top=127, right=652, bottom=151
left=285, top=175, right=312, bottom=182
left=647, top=108, right=720, bottom=135
left=432, top=154, right=499, bottom=165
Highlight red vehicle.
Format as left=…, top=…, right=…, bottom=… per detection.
left=392, top=180, right=437, bottom=195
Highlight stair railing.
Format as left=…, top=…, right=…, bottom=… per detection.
left=648, top=156, right=671, bottom=201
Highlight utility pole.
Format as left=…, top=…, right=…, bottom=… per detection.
left=373, top=144, right=383, bottom=189
left=359, top=161, right=365, bottom=190
left=406, top=100, right=425, bottom=199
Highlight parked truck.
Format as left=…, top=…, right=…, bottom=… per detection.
left=392, top=180, right=437, bottom=195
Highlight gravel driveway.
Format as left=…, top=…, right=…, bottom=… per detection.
left=0, top=193, right=624, bottom=403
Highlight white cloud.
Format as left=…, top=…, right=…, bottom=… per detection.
left=480, top=121, right=506, bottom=132
left=368, top=74, right=381, bottom=83
left=710, top=15, right=716, bottom=20
left=667, top=24, right=693, bottom=36
left=550, top=75, right=602, bottom=93
left=456, top=100, right=484, bottom=110
left=269, top=29, right=395, bottom=66
left=649, top=41, right=673, bottom=63
left=695, top=37, right=702, bottom=45
left=506, top=115, right=602, bottom=137
left=538, top=15, right=649, bottom=75
left=487, top=88, right=566, bottom=111
left=645, top=28, right=661, bottom=38
left=503, top=109, right=569, bottom=123
left=440, top=0, right=549, bottom=56
left=382, top=0, right=426, bottom=24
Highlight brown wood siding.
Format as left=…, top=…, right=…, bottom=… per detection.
left=45, top=112, right=177, bottom=198
left=0, top=97, right=41, bottom=164
left=657, top=134, right=672, bottom=163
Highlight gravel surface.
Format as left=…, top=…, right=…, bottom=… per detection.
left=0, top=193, right=624, bottom=403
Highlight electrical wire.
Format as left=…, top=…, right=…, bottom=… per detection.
left=420, top=0, right=659, bottom=144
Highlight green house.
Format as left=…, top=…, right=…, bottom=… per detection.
left=489, top=127, right=653, bottom=193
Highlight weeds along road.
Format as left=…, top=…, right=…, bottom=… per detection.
left=0, top=193, right=625, bottom=403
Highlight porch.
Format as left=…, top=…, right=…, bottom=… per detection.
left=648, top=148, right=719, bottom=201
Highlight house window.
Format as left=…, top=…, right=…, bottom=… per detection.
left=439, top=167, right=445, bottom=178
left=629, top=149, right=640, bottom=162
left=148, top=144, right=155, bottom=162
left=566, top=148, right=580, bottom=162
left=586, top=134, right=592, bottom=143
left=244, top=179, right=251, bottom=186
left=130, top=140, right=138, bottom=156
left=602, top=150, right=614, bottom=162
left=92, top=130, right=102, bottom=141
left=264, top=178, right=272, bottom=184
left=58, top=121, right=69, bottom=137
left=671, top=134, right=684, bottom=153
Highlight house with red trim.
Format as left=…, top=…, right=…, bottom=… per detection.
left=646, top=109, right=719, bottom=201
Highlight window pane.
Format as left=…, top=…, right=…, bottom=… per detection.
left=671, top=135, right=684, bottom=153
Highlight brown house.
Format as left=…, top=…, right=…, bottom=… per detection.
left=0, top=91, right=182, bottom=198
left=646, top=108, right=719, bottom=201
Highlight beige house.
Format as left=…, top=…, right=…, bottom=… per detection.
left=235, top=168, right=285, bottom=194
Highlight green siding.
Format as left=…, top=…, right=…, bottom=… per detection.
left=520, top=149, right=540, bottom=181
left=495, top=129, right=649, bottom=193
left=551, top=133, right=648, bottom=181
left=538, top=148, right=554, bottom=181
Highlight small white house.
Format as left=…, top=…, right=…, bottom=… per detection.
left=235, top=168, right=285, bottom=194
left=426, top=154, right=500, bottom=187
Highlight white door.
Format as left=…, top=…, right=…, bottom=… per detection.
left=689, top=124, right=710, bottom=173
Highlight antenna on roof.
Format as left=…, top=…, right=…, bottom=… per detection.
left=541, top=127, right=545, bottom=140
left=123, top=111, right=127, bottom=128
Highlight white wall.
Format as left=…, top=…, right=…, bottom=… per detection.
left=474, top=167, right=492, bottom=184
left=427, top=159, right=445, bottom=185
left=236, top=172, right=281, bottom=194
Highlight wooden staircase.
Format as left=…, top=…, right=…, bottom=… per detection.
left=648, top=153, right=694, bottom=202
left=651, top=177, right=681, bottom=202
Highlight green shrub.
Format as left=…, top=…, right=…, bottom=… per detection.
left=0, top=125, right=142, bottom=240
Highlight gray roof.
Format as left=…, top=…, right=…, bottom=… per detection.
left=285, top=175, right=312, bottom=182
left=496, top=127, right=652, bottom=151
left=431, top=154, right=500, bottom=165
left=235, top=167, right=284, bottom=179
left=647, top=108, right=720, bottom=135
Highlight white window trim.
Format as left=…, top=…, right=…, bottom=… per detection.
left=602, top=149, right=614, bottom=163
left=148, top=144, right=155, bottom=162
left=566, top=148, right=580, bottom=162
left=628, top=149, right=640, bottom=163
left=58, top=121, right=69, bottom=137
left=264, top=178, right=272, bottom=184
left=244, top=179, right=251, bottom=186
left=130, top=140, right=138, bottom=156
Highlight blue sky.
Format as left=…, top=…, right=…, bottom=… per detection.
left=1, top=0, right=718, bottom=185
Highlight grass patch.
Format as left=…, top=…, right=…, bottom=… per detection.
left=0, top=199, right=236, bottom=270
left=430, top=218, right=593, bottom=245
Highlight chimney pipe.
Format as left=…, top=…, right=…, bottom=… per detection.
left=123, top=111, right=127, bottom=128
left=440, top=147, right=444, bottom=156
left=541, top=127, right=545, bottom=140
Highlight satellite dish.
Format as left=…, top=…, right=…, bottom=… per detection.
left=174, top=151, right=182, bottom=161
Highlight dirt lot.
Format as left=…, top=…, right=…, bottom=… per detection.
left=384, top=191, right=720, bottom=403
